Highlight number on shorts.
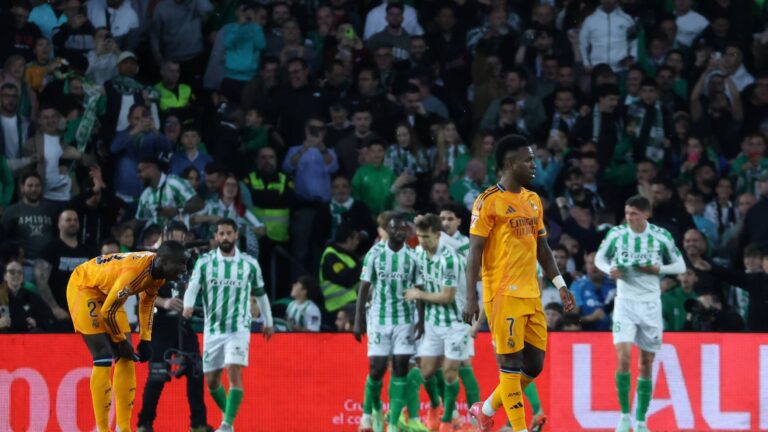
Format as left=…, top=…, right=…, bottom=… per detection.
left=613, top=322, right=621, bottom=333
left=374, top=332, right=381, bottom=344
left=86, top=300, right=104, bottom=318
left=506, top=317, right=515, bottom=336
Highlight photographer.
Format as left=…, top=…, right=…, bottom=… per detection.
left=137, top=221, right=212, bottom=432
left=683, top=291, right=745, bottom=332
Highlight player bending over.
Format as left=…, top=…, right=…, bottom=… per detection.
left=463, top=134, right=576, bottom=432
left=66, top=242, right=189, bottom=432
left=595, top=195, right=686, bottom=432
left=183, top=218, right=274, bottom=432
left=354, top=214, right=421, bottom=432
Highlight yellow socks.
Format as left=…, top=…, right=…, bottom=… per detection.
left=499, top=369, right=526, bottom=431
left=90, top=357, right=113, bottom=432
left=113, top=358, right=136, bottom=432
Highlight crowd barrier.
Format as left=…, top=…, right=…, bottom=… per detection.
left=1, top=332, right=766, bottom=431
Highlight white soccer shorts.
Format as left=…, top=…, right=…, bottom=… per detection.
left=202, top=330, right=251, bottom=372
left=367, top=322, right=416, bottom=357
left=612, top=297, right=663, bottom=353
left=417, top=321, right=472, bottom=361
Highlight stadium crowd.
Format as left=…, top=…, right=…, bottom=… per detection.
left=1, top=0, right=768, bottom=336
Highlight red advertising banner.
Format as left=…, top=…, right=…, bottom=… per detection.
left=0, top=333, right=765, bottom=431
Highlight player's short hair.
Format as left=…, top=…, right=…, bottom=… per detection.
left=215, top=218, right=239, bottom=232
left=626, top=195, right=651, bottom=212
left=744, top=243, right=764, bottom=258
left=495, top=134, right=530, bottom=171
left=388, top=212, right=407, bottom=226
left=296, top=275, right=318, bottom=295
left=376, top=211, right=393, bottom=229
left=439, top=203, right=464, bottom=219
left=413, top=213, right=441, bottom=233
left=156, top=240, right=187, bottom=260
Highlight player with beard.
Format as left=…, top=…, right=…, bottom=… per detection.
left=464, top=134, right=576, bottom=432
left=183, top=218, right=274, bottom=432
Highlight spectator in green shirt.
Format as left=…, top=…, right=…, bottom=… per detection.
left=449, top=158, right=486, bottom=211
left=352, top=139, right=396, bottom=216
left=662, top=268, right=699, bottom=331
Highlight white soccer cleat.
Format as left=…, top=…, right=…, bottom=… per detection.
left=215, top=423, right=233, bottom=432
left=359, top=414, right=374, bottom=432
left=615, top=416, right=631, bottom=432
left=635, top=422, right=651, bottom=432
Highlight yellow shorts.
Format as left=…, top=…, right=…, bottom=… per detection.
left=484, top=295, right=547, bottom=354
left=66, top=275, right=129, bottom=338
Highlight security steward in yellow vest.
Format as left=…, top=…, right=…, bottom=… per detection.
left=319, top=224, right=361, bottom=314
left=154, top=60, right=194, bottom=113
left=245, top=146, right=294, bottom=296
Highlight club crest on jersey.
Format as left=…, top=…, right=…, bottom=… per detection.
left=506, top=206, right=516, bottom=214
left=117, top=287, right=131, bottom=299
left=507, top=337, right=516, bottom=348
left=529, top=201, right=538, bottom=211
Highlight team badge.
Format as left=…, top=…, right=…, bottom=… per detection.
left=530, top=201, right=538, bottom=211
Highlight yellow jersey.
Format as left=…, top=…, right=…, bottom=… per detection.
left=470, top=184, right=546, bottom=300
left=68, top=252, right=165, bottom=342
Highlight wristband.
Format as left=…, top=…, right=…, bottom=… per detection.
left=552, top=275, right=567, bottom=289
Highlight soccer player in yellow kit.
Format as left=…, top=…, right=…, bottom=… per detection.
left=66, top=241, right=189, bottom=432
left=463, top=134, right=576, bottom=432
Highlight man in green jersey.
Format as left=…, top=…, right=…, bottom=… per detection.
left=595, top=196, right=686, bottom=432
left=354, top=214, right=421, bottom=432
left=183, top=218, right=274, bottom=432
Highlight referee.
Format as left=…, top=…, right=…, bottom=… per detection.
left=137, top=221, right=212, bottom=432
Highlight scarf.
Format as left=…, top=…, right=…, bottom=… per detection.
left=330, top=197, right=354, bottom=234
left=111, top=75, right=147, bottom=95
left=627, top=100, right=665, bottom=162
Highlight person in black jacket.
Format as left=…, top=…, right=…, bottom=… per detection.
left=0, top=260, right=53, bottom=332
left=709, top=249, right=768, bottom=332
left=314, top=174, right=376, bottom=254
left=69, top=164, right=126, bottom=249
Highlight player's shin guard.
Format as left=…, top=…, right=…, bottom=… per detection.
left=90, top=357, right=113, bottom=432
left=406, top=367, right=425, bottom=418
left=459, top=366, right=480, bottom=406
left=423, top=376, right=441, bottom=408
left=113, top=358, right=136, bottom=432
left=615, top=372, right=631, bottom=414
left=388, top=377, right=408, bottom=425
left=441, top=379, right=460, bottom=423
left=363, top=375, right=383, bottom=414
left=523, top=381, right=542, bottom=415
left=210, top=385, right=227, bottom=412
left=636, top=377, right=652, bottom=422
left=499, top=368, right=526, bottom=431
left=224, top=387, right=244, bottom=425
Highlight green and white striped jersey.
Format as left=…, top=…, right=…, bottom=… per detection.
left=595, top=223, right=686, bottom=301
left=416, top=242, right=467, bottom=326
left=360, top=242, right=420, bottom=326
left=136, top=173, right=197, bottom=226
left=440, top=231, right=470, bottom=258
left=184, top=248, right=265, bottom=335
left=286, top=299, right=322, bottom=331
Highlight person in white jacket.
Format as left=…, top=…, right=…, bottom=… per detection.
left=579, top=0, right=637, bottom=73
left=363, top=0, right=423, bottom=40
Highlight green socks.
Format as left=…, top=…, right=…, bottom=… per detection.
left=210, top=385, right=227, bottom=411
left=406, top=368, right=425, bottom=418
left=423, top=376, right=441, bottom=408
left=616, top=372, right=631, bottom=414
left=435, top=368, right=445, bottom=397
left=441, top=380, right=460, bottom=423
left=223, top=387, right=243, bottom=424
left=636, top=377, right=653, bottom=422
left=523, top=381, right=542, bottom=415
left=388, top=377, right=408, bottom=425
left=363, top=376, right=383, bottom=414
left=459, top=366, right=480, bottom=406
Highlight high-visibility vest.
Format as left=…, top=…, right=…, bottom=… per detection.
left=248, top=172, right=290, bottom=242
left=154, top=83, right=192, bottom=111
left=319, top=245, right=358, bottom=312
